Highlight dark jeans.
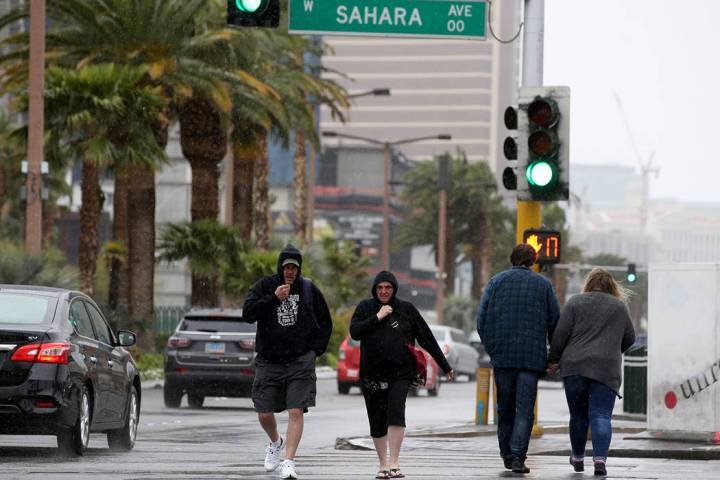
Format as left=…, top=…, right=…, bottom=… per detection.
left=563, top=375, right=617, bottom=462
left=493, top=368, right=539, bottom=462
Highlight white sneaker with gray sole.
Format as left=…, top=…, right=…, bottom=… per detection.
left=264, top=437, right=284, bottom=472
left=279, top=459, right=298, bottom=479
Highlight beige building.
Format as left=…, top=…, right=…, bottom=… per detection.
left=319, top=0, right=521, bottom=182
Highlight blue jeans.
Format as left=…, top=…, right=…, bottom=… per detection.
left=563, top=375, right=617, bottom=462
left=493, top=368, right=539, bottom=461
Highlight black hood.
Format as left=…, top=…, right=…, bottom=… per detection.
left=371, top=270, right=398, bottom=303
left=276, top=244, right=303, bottom=278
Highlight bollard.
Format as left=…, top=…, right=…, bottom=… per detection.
left=531, top=398, right=544, bottom=436
left=475, top=366, right=492, bottom=425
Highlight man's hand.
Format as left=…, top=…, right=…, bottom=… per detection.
left=376, top=305, right=393, bottom=320
left=275, top=284, right=290, bottom=301
left=546, top=363, right=559, bottom=375
left=446, top=370, right=455, bottom=382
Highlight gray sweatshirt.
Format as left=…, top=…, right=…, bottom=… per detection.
left=548, top=292, right=636, bottom=395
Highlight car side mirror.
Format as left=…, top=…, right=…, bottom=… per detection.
left=117, top=330, right=137, bottom=347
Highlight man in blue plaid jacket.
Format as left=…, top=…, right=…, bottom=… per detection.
left=476, top=243, right=560, bottom=475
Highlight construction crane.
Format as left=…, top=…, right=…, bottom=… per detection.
left=613, top=92, right=660, bottom=235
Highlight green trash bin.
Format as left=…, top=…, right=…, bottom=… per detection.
left=623, top=345, right=647, bottom=414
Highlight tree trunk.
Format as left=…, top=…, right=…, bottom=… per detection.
left=232, top=138, right=256, bottom=240
left=110, top=164, right=130, bottom=311
left=293, top=132, right=307, bottom=242
left=254, top=136, right=271, bottom=249
left=443, top=202, right=455, bottom=296
left=470, top=211, right=491, bottom=301
left=78, top=159, right=100, bottom=296
left=179, top=98, right=227, bottom=307
left=127, top=164, right=156, bottom=351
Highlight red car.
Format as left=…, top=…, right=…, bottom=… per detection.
left=337, top=335, right=441, bottom=396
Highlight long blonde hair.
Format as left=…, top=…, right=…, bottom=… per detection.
left=582, top=268, right=629, bottom=302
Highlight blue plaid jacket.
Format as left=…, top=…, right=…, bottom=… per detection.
left=476, top=266, right=560, bottom=373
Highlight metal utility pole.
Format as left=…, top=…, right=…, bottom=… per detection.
left=518, top=0, right=545, bottom=437
left=515, top=0, right=544, bottom=245
left=25, top=0, right=45, bottom=254
left=435, top=154, right=450, bottom=325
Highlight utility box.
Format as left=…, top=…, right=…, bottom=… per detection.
left=647, top=264, right=720, bottom=441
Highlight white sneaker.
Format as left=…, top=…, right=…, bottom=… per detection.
left=264, top=437, right=284, bottom=472
left=278, top=459, right=298, bottom=479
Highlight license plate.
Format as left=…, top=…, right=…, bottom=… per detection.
left=205, top=342, right=225, bottom=354
left=346, top=368, right=359, bottom=378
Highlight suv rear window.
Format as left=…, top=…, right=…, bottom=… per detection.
left=0, top=294, right=53, bottom=325
left=179, top=318, right=256, bottom=333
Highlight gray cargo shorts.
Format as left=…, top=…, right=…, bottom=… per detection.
left=252, top=350, right=317, bottom=413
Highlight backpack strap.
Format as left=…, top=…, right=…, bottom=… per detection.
left=302, top=278, right=319, bottom=329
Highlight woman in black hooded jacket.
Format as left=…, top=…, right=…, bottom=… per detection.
left=350, top=271, right=453, bottom=479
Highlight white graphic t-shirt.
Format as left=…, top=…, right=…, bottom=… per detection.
left=277, top=294, right=299, bottom=327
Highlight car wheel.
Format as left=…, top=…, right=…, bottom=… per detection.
left=337, top=382, right=351, bottom=395
left=187, top=393, right=204, bottom=409
left=408, top=387, right=419, bottom=397
left=467, top=371, right=477, bottom=381
left=163, top=384, right=182, bottom=408
left=57, top=385, right=91, bottom=456
left=107, top=384, right=139, bottom=450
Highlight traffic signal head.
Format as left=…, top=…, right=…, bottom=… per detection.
left=517, top=86, right=570, bottom=201
left=228, top=0, right=279, bottom=27
left=626, top=263, right=637, bottom=283
left=502, top=105, right=518, bottom=190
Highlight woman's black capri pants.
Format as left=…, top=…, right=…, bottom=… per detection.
left=361, top=379, right=411, bottom=438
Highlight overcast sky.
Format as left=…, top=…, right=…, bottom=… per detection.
left=543, top=0, right=719, bottom=203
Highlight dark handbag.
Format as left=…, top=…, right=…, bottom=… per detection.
left=391, top=319, right=427, bottom=388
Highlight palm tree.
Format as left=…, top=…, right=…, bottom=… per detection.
left=39, top=64, right=165, bottom=295
left=0, top=0, right=271, bottom=312
left=228, top=31, right=348, bottom=246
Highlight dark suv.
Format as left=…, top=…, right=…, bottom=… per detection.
left=163, top=309, right=255, bottom=408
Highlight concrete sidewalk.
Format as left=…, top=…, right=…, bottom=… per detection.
left=337, top=380, right=720, bottom=464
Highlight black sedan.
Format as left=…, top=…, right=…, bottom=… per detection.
left=0, top=285, right=141, bottom=455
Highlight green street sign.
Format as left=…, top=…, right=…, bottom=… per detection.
left=289, top=0, right=486, bottom=40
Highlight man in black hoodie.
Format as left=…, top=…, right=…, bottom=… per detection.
left=243, top=244, right=332, bottom=480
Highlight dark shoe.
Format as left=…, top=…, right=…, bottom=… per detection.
left=569, top=456, right=584, bottom=472
left=503, top=456, right=513, bottom=470
left=594, top=462, right=607, bottom=476
left=511, top=458, right=530, bottom=474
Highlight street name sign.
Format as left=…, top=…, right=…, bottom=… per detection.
left=289, top=0, right=487, bottom=40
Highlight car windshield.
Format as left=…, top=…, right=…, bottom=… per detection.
left=0, top=293, right=54, bottom=325
left=347, top=337, right=360, bottom=347
left=179, top=318, right=256, bottom=333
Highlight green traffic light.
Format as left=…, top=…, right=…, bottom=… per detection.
left=236, top=0, right=263, bottom=12
left=627, top=273, right=637, bottom=283
left=526, top=161, right=555, bottom=188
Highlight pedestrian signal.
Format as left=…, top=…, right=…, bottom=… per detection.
left=522, top=229, right=561, bottom=265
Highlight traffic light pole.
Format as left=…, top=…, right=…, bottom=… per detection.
left=518, top=0, right=545, bottom=437
left=517, top=0, right=544, bottom=247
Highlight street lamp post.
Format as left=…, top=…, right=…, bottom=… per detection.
left=305, top=88, right=391, bottom=245
left=322, top=131, right=451, bottom=271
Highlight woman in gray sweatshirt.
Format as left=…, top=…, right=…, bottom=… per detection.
left=547, top=268, right=636, bottom=477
